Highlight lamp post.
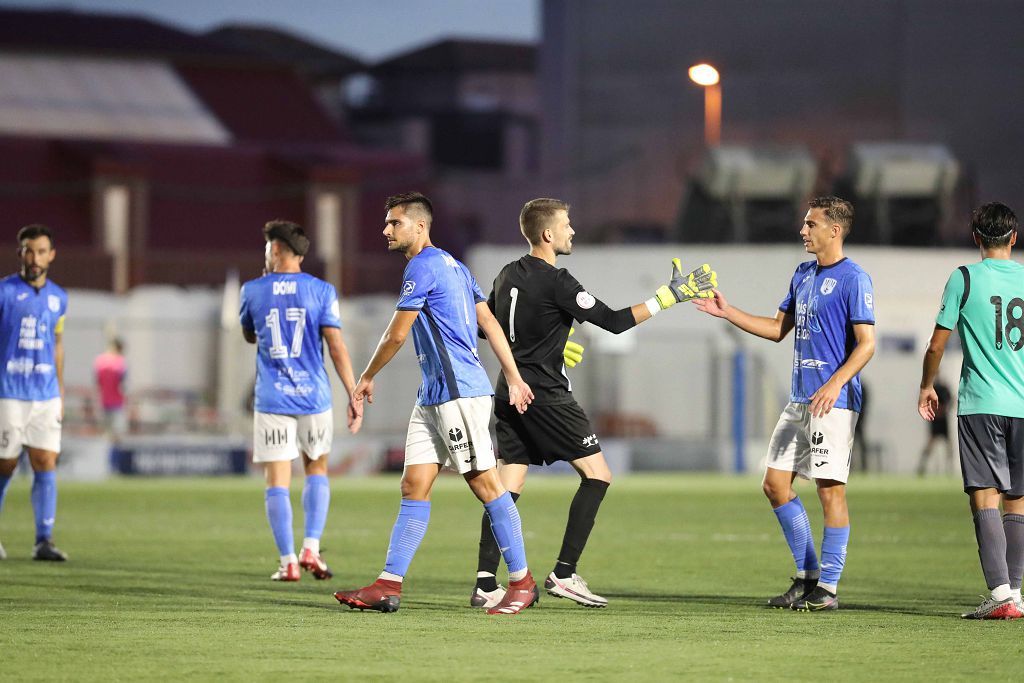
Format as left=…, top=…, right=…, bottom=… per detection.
left=688, top=63, right=721, bottom=147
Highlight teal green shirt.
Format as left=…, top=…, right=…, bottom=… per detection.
left=935, top=258, right=1024, bottom=417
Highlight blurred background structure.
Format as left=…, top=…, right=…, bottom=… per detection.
left=1, top=0, right=1021, bottom=479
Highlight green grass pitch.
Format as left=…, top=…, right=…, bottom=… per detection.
left=1, top=473, right=1021, bottom=681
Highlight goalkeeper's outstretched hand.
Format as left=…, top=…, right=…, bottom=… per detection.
left=654, top=259, right=718, bottom=310
left=563, top=327, right=584, bottom=368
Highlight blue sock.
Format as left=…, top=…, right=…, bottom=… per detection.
left=0, top=473, right=11, bottom=516
left=484, top=492, right=528, bottom=576
left=302, top=474, right=330, bottom=541
left=383, top=500, right=431, bottom=578
left=264, top=487, right=294, bottom=558
left=773, top=497, right=819, bottom=575
left=31, top=470, right=57, bottom=544
left=819, top=526, right=850, bottom=592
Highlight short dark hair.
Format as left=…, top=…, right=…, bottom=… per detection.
left=263, top=220, right=310, bottom=257
left=520, top=198, right=570, bottom=245
left=17, top=223, right=54, bottom=247
left=808, top=196, right=854, bottom=238
left=111, top=337, right=124, bottom=354
left=385, top=192, right=433, bottom=222
left=971, top=202, right=1017, bottom=249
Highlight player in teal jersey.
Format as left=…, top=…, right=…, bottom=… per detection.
left=919, top=202, right=1024, bottom=620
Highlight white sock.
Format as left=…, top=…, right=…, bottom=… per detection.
left=477, top=571, right=495, bottom=579
left=797, top=569, right=820, bottom=580
left=992, top=583, right=1012, bottom=601
left=818, top=582, right=837, bottom=595
left=302, top=537, right=320, bottom=554
left=509, top=568, right=528, bottom=582
left=1012, top=588, right=1022, bottom=603
left=281, top=553, right=298, bottom=566
left=379, top=570, right=403, bottom=583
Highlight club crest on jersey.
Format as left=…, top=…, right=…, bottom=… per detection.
left=402, top=280, right=416, bottom=295
left=47, top=295, right=60, bottom=312
left=576, top=291, right=596, bottom=309
left=820, top=278, right=837, bottom=295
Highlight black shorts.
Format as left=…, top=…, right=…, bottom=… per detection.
left=957, top=414, right=1024, bottom=495
left=494, top=399, right=601, bottom=466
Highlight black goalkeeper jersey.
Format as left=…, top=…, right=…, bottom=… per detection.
left=489, top=255, right=636, bottom=405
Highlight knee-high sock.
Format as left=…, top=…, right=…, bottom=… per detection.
left=975, top=508, right=1009, bottom=590
left=0, top=473, right=11, bottom=517
left=302, top=474, right=330, bottom=543
left=264, top=487, right=294, bottom=558
left=772, top=497, right=819, bottom=576
left=818, top=526, right=850, bottom=592
left=484, top=492, right=527, bottom=579
left=1004, top=513, right=1024, bottom=591
left=477, top=492, right=520, bottom=583
left=383, top=500, right=431, bottom=578
left=31, top=470, right=57, bottom=543
left=554, top=478, right=609, bottom=578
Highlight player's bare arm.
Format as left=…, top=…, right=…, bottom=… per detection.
left=322, top=326, right=362, bottom=432
left=55, top=329, right=64, bottom=419
left=918, top=325, right=952, bottom=421
left=693, top=289, right=796, bottom=342
left=809, top=323, right=875, bottom=418
left=354, top=310, right=419, bottom=405
left=476, top=301, right=534, bottom=413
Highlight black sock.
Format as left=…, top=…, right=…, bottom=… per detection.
left=974, top=508, right=1009, bottom=590
left=1004, top=513, right=1024, bottom=591
left=553, top=478, right=609, bottom=579
left=476, top=491, right=520, bottom=590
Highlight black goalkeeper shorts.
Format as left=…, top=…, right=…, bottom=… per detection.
left=494, top=399, right=601, bottom=466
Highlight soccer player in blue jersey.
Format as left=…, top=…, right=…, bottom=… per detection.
left=695, top=196, right=876, bottom=611
left=333, top=192, right=539, bottom=615
left=0, top=224, right=68, bottom=561
left=240, top=220, right=362, bottom=581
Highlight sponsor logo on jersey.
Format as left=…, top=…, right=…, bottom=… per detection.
left=799, top=359, right=829, bottom=369
left=272, top=281, right=297, bottom=295
left=402, top=280, right=416, bottom=295
left=576, top=291, right=596, bottom=309
left=582, top=434, right=599, bottom=447
left=864, top=292, right=873, bottom=309
left=48, top=295, right=60, bottom=312
left=820, top=278, right=837, bottom=295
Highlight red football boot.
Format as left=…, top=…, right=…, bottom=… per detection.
left=270, top=562, right=300, bottom=582
left=334, top=579, right=401, bottom=613
left=487, top=572, right=539, bottom=615
left=299, top=548, right=333, bottom=580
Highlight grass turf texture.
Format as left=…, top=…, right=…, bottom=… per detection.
left=1, top=474, right=1020, bottom=681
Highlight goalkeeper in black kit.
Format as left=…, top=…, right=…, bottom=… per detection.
left=470, top=197, right=717, bottom=609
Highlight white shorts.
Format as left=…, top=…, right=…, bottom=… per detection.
left=766, top=402, right=859, bottom=483
left=253, top=409, right=333, bottom=463
left=405, top=396, right=496, bottom=474
left=0, top=398, right=62, bottom=458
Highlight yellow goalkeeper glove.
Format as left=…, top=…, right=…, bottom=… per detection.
left=563, top=327, right=584, bottom=368
left=654, top=258, right=718, bottom=310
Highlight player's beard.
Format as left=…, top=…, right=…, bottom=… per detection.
left=21, top=264, right=46, bottom=283
left=555, top=238, right=572, bottom=256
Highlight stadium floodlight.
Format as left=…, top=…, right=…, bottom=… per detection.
left=688, top=63, right=721, bottom=146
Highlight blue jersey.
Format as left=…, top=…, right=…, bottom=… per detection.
left=779, top=258, right=875, bottom=411
left=396, top=247, right=492, bottom=406
left=240, top=272, right=341, bottom=415
left=0, top=274, right=67, bottom=401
